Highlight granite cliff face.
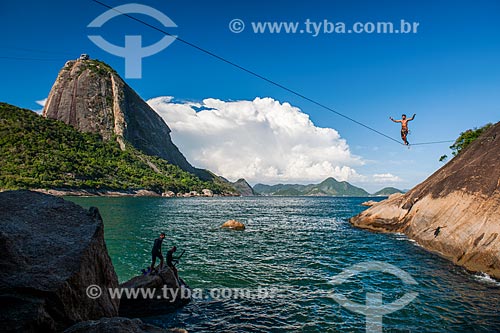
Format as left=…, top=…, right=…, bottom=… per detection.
left=351, top=122, right=500, bottom=279
left=43, top=59, right=211, bottom=180
left=0, top=191, right=119, bottom=332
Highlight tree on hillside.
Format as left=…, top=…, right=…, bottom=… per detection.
left=439, top=123, right=493, bottom=162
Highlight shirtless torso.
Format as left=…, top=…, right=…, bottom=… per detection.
left=390, top=114, right=416, bottom=145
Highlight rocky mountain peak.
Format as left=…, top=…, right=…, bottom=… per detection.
left=42, top=58, right=210, bottom=179
left=232, top=178, right=256, bottom=196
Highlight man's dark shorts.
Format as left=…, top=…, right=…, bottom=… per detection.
left=152, top=252, right=163, bottom=262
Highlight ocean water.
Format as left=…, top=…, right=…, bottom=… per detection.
left=69, top=196, right=500, bottom=332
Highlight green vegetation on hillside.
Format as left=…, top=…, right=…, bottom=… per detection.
left=0, top=103, right=233, bottom=194
left=253, top=177, right=369, bottom=196
left=373, top=187, right=403, bottom=196
left=439, top=123, right=493, bottom=162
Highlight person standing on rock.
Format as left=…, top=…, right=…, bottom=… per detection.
left=166, top=246, right=181, bottom=282
left=150, top=232, right=166, bottom=273
left=390, top=113, right=416, bottom=145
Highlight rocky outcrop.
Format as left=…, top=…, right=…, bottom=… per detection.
left=42, top=59, right=212, bottom=180
left=64, top=317, right=187, bottom=333
left=232, top=178, right=256, bottom=196
left=33, top=188, right=161, bottom=197
left=201, top=189, right=214, bottom=197
left=351, top=123, right=500, bottom=279
left=0, top=190, right=119, bottom=332
left=221, top=219, right=246, bottom=230
left=118, top=267, right=190, bottom=318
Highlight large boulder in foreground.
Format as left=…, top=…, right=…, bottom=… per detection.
left=0, top=190, right=119, bottom=332
left=118, top=267, right=190, bottom=318
left=64, top=317, right=187, bottom=333
left=351, top=123, right=500, bottom=279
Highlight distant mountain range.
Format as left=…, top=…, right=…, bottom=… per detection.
left=372, top=187, right=404, bottom=196
left=253, top=178, right=404, bottom=197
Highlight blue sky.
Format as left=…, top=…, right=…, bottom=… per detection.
left=1, top=0, right=499, bottom=191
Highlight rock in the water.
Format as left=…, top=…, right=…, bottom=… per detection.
left=118, top=267, right=190, bottom=318
left=361, top=200, right=378, bottom=207
left=350, top=122, right=500, bottom=279
left=0, top=190, right=119, bottom=332
left=64, top=317, right=187, bottom=333
left=221, top=219, right=246, bottom=230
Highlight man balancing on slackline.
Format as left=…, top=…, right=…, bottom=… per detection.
left=390, top=113, right=416, bottom=145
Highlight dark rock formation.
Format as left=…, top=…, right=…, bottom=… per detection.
left=351, top=122, right=500, bottom=279
left=0, top=190, right=119, bottom=332
left=118, top=267, right=190, bottom=318
left=42, top=59, right=212, bottom=180
left=232, top=178, right=256, bottom=196
left=64, top=317, right=187, bottom=333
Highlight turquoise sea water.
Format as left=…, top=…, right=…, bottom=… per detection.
left=69, top=196, right=500, bottom=332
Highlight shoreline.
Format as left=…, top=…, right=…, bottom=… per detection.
left=25, top=188, right=238, bottom=198
left=2, top=188, right=389, bottom=198
left=32, top=188, right=161, bottom=197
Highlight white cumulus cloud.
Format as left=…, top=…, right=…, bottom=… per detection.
left=148, top=96, right=364, bottom=184
left=33, top=98, right=48, bottom=114
left=372, top=173, right=402, bottom=183
left=36, top=98, right=47, bottom=107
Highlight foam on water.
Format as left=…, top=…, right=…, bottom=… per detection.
left=473, top=272, right=500, bottom=286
